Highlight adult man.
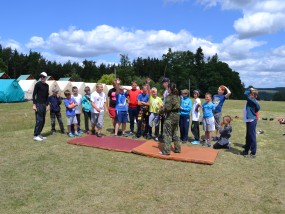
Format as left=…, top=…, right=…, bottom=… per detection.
left=32, top=72, right=49, bottom=141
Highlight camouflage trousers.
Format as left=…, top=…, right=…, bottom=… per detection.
left=162, top=113, right=181, bottom=155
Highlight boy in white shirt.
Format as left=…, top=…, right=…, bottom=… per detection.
left=90, top=83, right=107, bottom=137
left=71, top=86, right=83, bottom=133
left=191, top=89, right=201, bottom=144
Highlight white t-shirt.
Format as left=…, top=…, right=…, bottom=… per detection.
left=192, top=98, right=201, bottom=121
left=91, top=91, right=106, bottom=113
left=72, top=94, right=82, bottom=114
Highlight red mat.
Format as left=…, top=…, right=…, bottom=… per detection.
left=68, top=135, right=146, bottom=153
left=132, top=140, right=219, bottom=165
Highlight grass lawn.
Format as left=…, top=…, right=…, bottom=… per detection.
left=0, top=100, right=285, bottom=214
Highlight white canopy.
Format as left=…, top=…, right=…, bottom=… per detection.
left=18, top=80, right=37, bottom=100
left=46, top=80, right=60, bottom=96
left=71, top=82, right=86, bottom=95
left=57, top=81, right=72, bottom=98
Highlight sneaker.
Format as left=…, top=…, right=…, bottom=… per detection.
left=128, top=132, right=134, bottom=136
left=227, top=142, right=231, bottom=150
left=91, top=130, right=96, bottom=135
left=61, top=130, right=66, bottom=134
left=68, top=133, right=75, bottom=137
left=74, top=132, right=82, bottom=137
left=33, top=136, right=43, bottom=141
left=182, top=141, right=187, bottom=144
left=122, top=133, right=129, bottom=137
left=39, top=135, right=47, bottom=140
left=206, top=142, right=212, bottom=147
left=51, top=131, right=56, bottom=135
left=96, top=133, right=103, bottom=137
left=159, top=151, right=170, bottom=156
left=191, top=140, right=200, bottom=145
left=154, top=137, right=159, bottom=141
left=78, top=129, right=84, bottom=133
left=240, top=150, right=248, bottom=156
left=146, top=134, right=152, bottom=140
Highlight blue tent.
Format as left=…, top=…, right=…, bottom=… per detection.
left=0, top=79, right=25, bottom=102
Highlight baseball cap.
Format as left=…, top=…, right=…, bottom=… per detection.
left=161, top=77, right=170, bottom=83
left=40, top=72, right=47, bottom=77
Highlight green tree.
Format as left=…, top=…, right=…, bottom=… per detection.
left=97, top=74, right=115, bottom=85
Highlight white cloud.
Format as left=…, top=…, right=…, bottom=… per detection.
left=0, top=39, right=22, bottom=52
left=197, top=0, right=285, bottom=38
left=26, top=36, right=46, bottom=49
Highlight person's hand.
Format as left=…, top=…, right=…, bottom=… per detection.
left=46, top=105, right=50, bottom=112
left=33, top=104, right=37, bottom=112
left=180, top=106, right=183, bottom=110
left=220, top=122, right=224, bottom=127
left=116, top=78, right=121, bottom=85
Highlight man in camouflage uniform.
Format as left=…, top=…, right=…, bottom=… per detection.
left=159, top=83, right=181, bottom=155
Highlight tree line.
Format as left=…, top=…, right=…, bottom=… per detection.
left=0, top=44, right=246, bottom=99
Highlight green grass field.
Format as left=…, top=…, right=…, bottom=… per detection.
left=1, top=100, right=285, bottom=214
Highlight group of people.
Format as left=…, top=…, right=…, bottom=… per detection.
left=32, top=72, right=260, bottom=158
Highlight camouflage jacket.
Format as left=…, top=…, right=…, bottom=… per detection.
left=160, top=94, right=180, bottom=116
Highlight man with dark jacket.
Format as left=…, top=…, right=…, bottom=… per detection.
left=32, top=72, right=49, bottom=141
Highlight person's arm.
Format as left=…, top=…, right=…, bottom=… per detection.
left=181, top=98, right=192, bottom=111
left=91, top=101, right=101, bottom=112
left=225, top=86, right=231, bottom=98
left=32, top=83, right=39, bottom=111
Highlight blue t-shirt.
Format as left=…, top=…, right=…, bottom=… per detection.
left=202, top=102, right=215, bottom=118
left=116, top=92, right=128, bottom=111
left=137, top=93, right=149, bottom=102
left=64, top=97, right=77, bottom=116
left=212, top=95, right=226, bottom=113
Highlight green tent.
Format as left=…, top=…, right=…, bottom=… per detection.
left=0, top=79, right=25, bottom=102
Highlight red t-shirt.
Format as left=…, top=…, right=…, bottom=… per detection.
left=128, top=89, right=141, bottom=108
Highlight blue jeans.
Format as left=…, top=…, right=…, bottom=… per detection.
left=128, top=107, right=139, bottom=132
left=179, top=115, right=190, bottom=142
left=245, top=120, right=257, bottom=155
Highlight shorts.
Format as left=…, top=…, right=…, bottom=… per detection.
left=67, top=115, right=78, bottom=126
left=91, top=112, right=104, bottom=129
left=116, top=111, right=128, bottom=123
left=203, top=117, right=215, bottom=132
left=214, top=112, right=222, bottom=129
left=108, top=107, right=116, bottom=119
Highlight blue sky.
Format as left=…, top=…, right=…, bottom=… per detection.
left=1, top=0, right=284, bottom=88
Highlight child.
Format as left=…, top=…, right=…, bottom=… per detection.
left=64, top=90, right=81, bottom=137
left=213, top=115, right=232, bottom=149
left=179, top=89, right=192, bottom=144
left=191, top=89, right=201, bottom=144
left=71, top=86, right=83, bottom=133
left=240, top=88, right=260, bottom=158
left=82, top=86, right=92, bottom=134
left=90, top=83, right=106, bottom=137
left=48, top=88, right=65, bottom=134
left=107, top=79, right=118, bottom=132
left=114, top=80, right=129, bottom=137
left=202, top=93, right=216, bottom=147
left=147, top=87, right=163, bottom=141
left=135, top=84, right=150, bottom=138
left=212, top=85, right=231, bottom=140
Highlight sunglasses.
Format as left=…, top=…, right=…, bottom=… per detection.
left=40, top=76, right=46, bottom=78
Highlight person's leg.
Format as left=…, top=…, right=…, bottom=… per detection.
left=213, top=142, right=224, bottom=149
left=148, top=113, right=154, bottom=136
left=76, top=114, right=81, bottom=131
left=115, top=122, right=120, bottom=135
left=50, top=112, right=56, bottom=132
left=172, top=116, right=181, bottom=153
left=122, top=123, right=126, bottom=134
left=160, top=115, right=165, bottom=136
left=161, top=119, right=172, bottom=155
left=128, top=108, right=135, bottom=133
left=184, top=115, right=190, bottom=142
left=34, top=103, right=46, bottom=137
left=144, top=113, right=149, bottom=137
left=56, top=112, right=65, bottom=133
left=84, top=111, right=89, bottom=131
left=248, top=120, right=257, bottom=155
left=136, top=109, right=143, bottom=137
left=154, top=114, right=160, bottom=138
left=96, top=111, right=104, bottom=136
left=179, top=116, right=184, bottom=141
left=90, top=113, right=96, bottom=134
